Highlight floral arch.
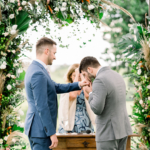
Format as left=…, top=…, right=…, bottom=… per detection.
left=0, top=0, right=149, bottom=149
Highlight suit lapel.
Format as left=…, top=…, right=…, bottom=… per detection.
left=32, top=60, right=52, bottom=81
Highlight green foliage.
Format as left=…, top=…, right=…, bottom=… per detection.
left=102, top=0, right=148, bottom=72
left=118, top=23, right=150, bottom=148
left=16, top=70, right=26, bottom=81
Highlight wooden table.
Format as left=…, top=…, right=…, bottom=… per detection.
left=55, top=133, right=140, bottom=150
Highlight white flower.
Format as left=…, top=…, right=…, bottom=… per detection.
left=19, top=45, right=23, bottom=49
left=3, top=32, right=9, bottom=37
left=79, top=12, right=83, bottom=16
left=37, top=6, right=40, bottom=9
left=18, top=68, right=23, bottom=73
left=10, top=0, right=15, bottom=3
left=9, top=105, right=13, bottom=109
left=9, top=14, right=14, bottom=19
left=12, top=50, right=16, bottom=53
left=139, top=86, right=142, bottom=90
left=142, top=110, right=144, bottom=112
left=16, top=116, right=20, bottom=120
left=132, top=61, right=136, bottom=66
left=145, top=75, right=147, bottom=79
left=4, top=136, right=8, bottom=141
left=22, top=1, right=27, bottom=5
left=13, top=63, right=19, bottom=67
left=7, top=85, right=12, bottom=90
left=3, top=61, right=7, bottom=66
left=12, top=25, right=18, bottom=30
left=147, top=85, right=150, bottom=89
left=54, top=7, right=59, bottom=11
left=137, top=69, right=142, bottom=75
left=139, top=100, right=143, bottom=104
left=10, top=30, right=17, bottom=35
left=11, top=75, right=16, bottom=79
left=61, top=7, right=66, bottom=11
left=135, top=81, right=140, bottom=86
left=0, top=64, right=6, bottom=69
left=12, top=138, right=16, bottom=143
left=148, top=97, right=150, bottom=100
left=18, top=122, right=24, bottom=128
left=88, top=5, right=95, bottom=10
left=13, top=83, right=16, bottom=87
left=62, top=2, right=67, bottom=7
left=18, top=109, right=24, bottom=116
left=0, top=139, right=3, bottom=144
left=7, top=74, right=11, bottom=77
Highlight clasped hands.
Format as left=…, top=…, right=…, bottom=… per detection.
left=75, top=68, right=92, bottom=94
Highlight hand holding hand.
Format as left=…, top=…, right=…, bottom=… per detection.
left=49, top=134, right=58, bottom=149
left=84, top=82, right=92, bottom=94
left=79, top=79, right=90, bottom=88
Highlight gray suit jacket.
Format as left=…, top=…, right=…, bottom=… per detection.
left=89, top=67, right=132, bottom=142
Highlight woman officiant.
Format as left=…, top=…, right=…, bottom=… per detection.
left=58, top=64, right=95, bottom=133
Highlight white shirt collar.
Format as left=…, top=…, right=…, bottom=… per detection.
left=35, top=59, right=47, bottom=69
left=96, top=66, right=104, bottom=76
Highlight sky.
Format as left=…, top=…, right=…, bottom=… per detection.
left=23, top=19, right=112, bottom=70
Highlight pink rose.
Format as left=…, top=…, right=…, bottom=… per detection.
left=6, top=148, right=10, bottom=150
left=141, top=104, right=145, bottom=107
left=18, top=2, right=20, bottom=6
left=18, top=7, right=22, bottom=11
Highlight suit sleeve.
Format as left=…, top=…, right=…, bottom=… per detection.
left=89, top=79, right=107, bottom=115
left=52, top=81, right=81, bottom=94
left=31, top=72, right=56, bottom=137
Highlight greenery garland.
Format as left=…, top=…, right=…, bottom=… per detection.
left=118, top=22, right=150, bottom=149
left=0, top=0, right=137, bottom=149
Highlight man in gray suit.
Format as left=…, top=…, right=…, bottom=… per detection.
left=79, top=56, right=132, bottom=150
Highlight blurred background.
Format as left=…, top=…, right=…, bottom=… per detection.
left=19, top=0, right=149, bottom=133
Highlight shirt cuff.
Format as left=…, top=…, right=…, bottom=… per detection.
left=89, top=92, right=92, bottom=95
left=78, top=82, right=81, bottom=89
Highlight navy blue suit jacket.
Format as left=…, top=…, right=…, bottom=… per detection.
left=24, top=61, right=80, bottom=137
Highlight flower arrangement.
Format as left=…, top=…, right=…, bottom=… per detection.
left=0, top=0, right=137, bottom=149
left=118, top=23, right=150, bottom=149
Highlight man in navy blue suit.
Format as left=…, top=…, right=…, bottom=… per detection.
left=24, top=37, right=89, bottom=150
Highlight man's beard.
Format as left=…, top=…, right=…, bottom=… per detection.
left=87, top=72, right=95, bottom=82
left=48, top=55, right=52, bottom=65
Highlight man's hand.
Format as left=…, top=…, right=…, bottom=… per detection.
left=79, top=79, right=90, bottom=88
left=84, top=82, right=92, bottom=94
left=49, top=134, right=58, bottom=149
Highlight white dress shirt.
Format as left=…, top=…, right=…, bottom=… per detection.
left=35, top=59, right=50, bottom=75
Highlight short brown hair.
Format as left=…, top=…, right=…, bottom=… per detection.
left=79, top=56, right=100, bottom=73
left=36, top=37, right=57, bottom=55
left=66, top=64, right=79, bottom=83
